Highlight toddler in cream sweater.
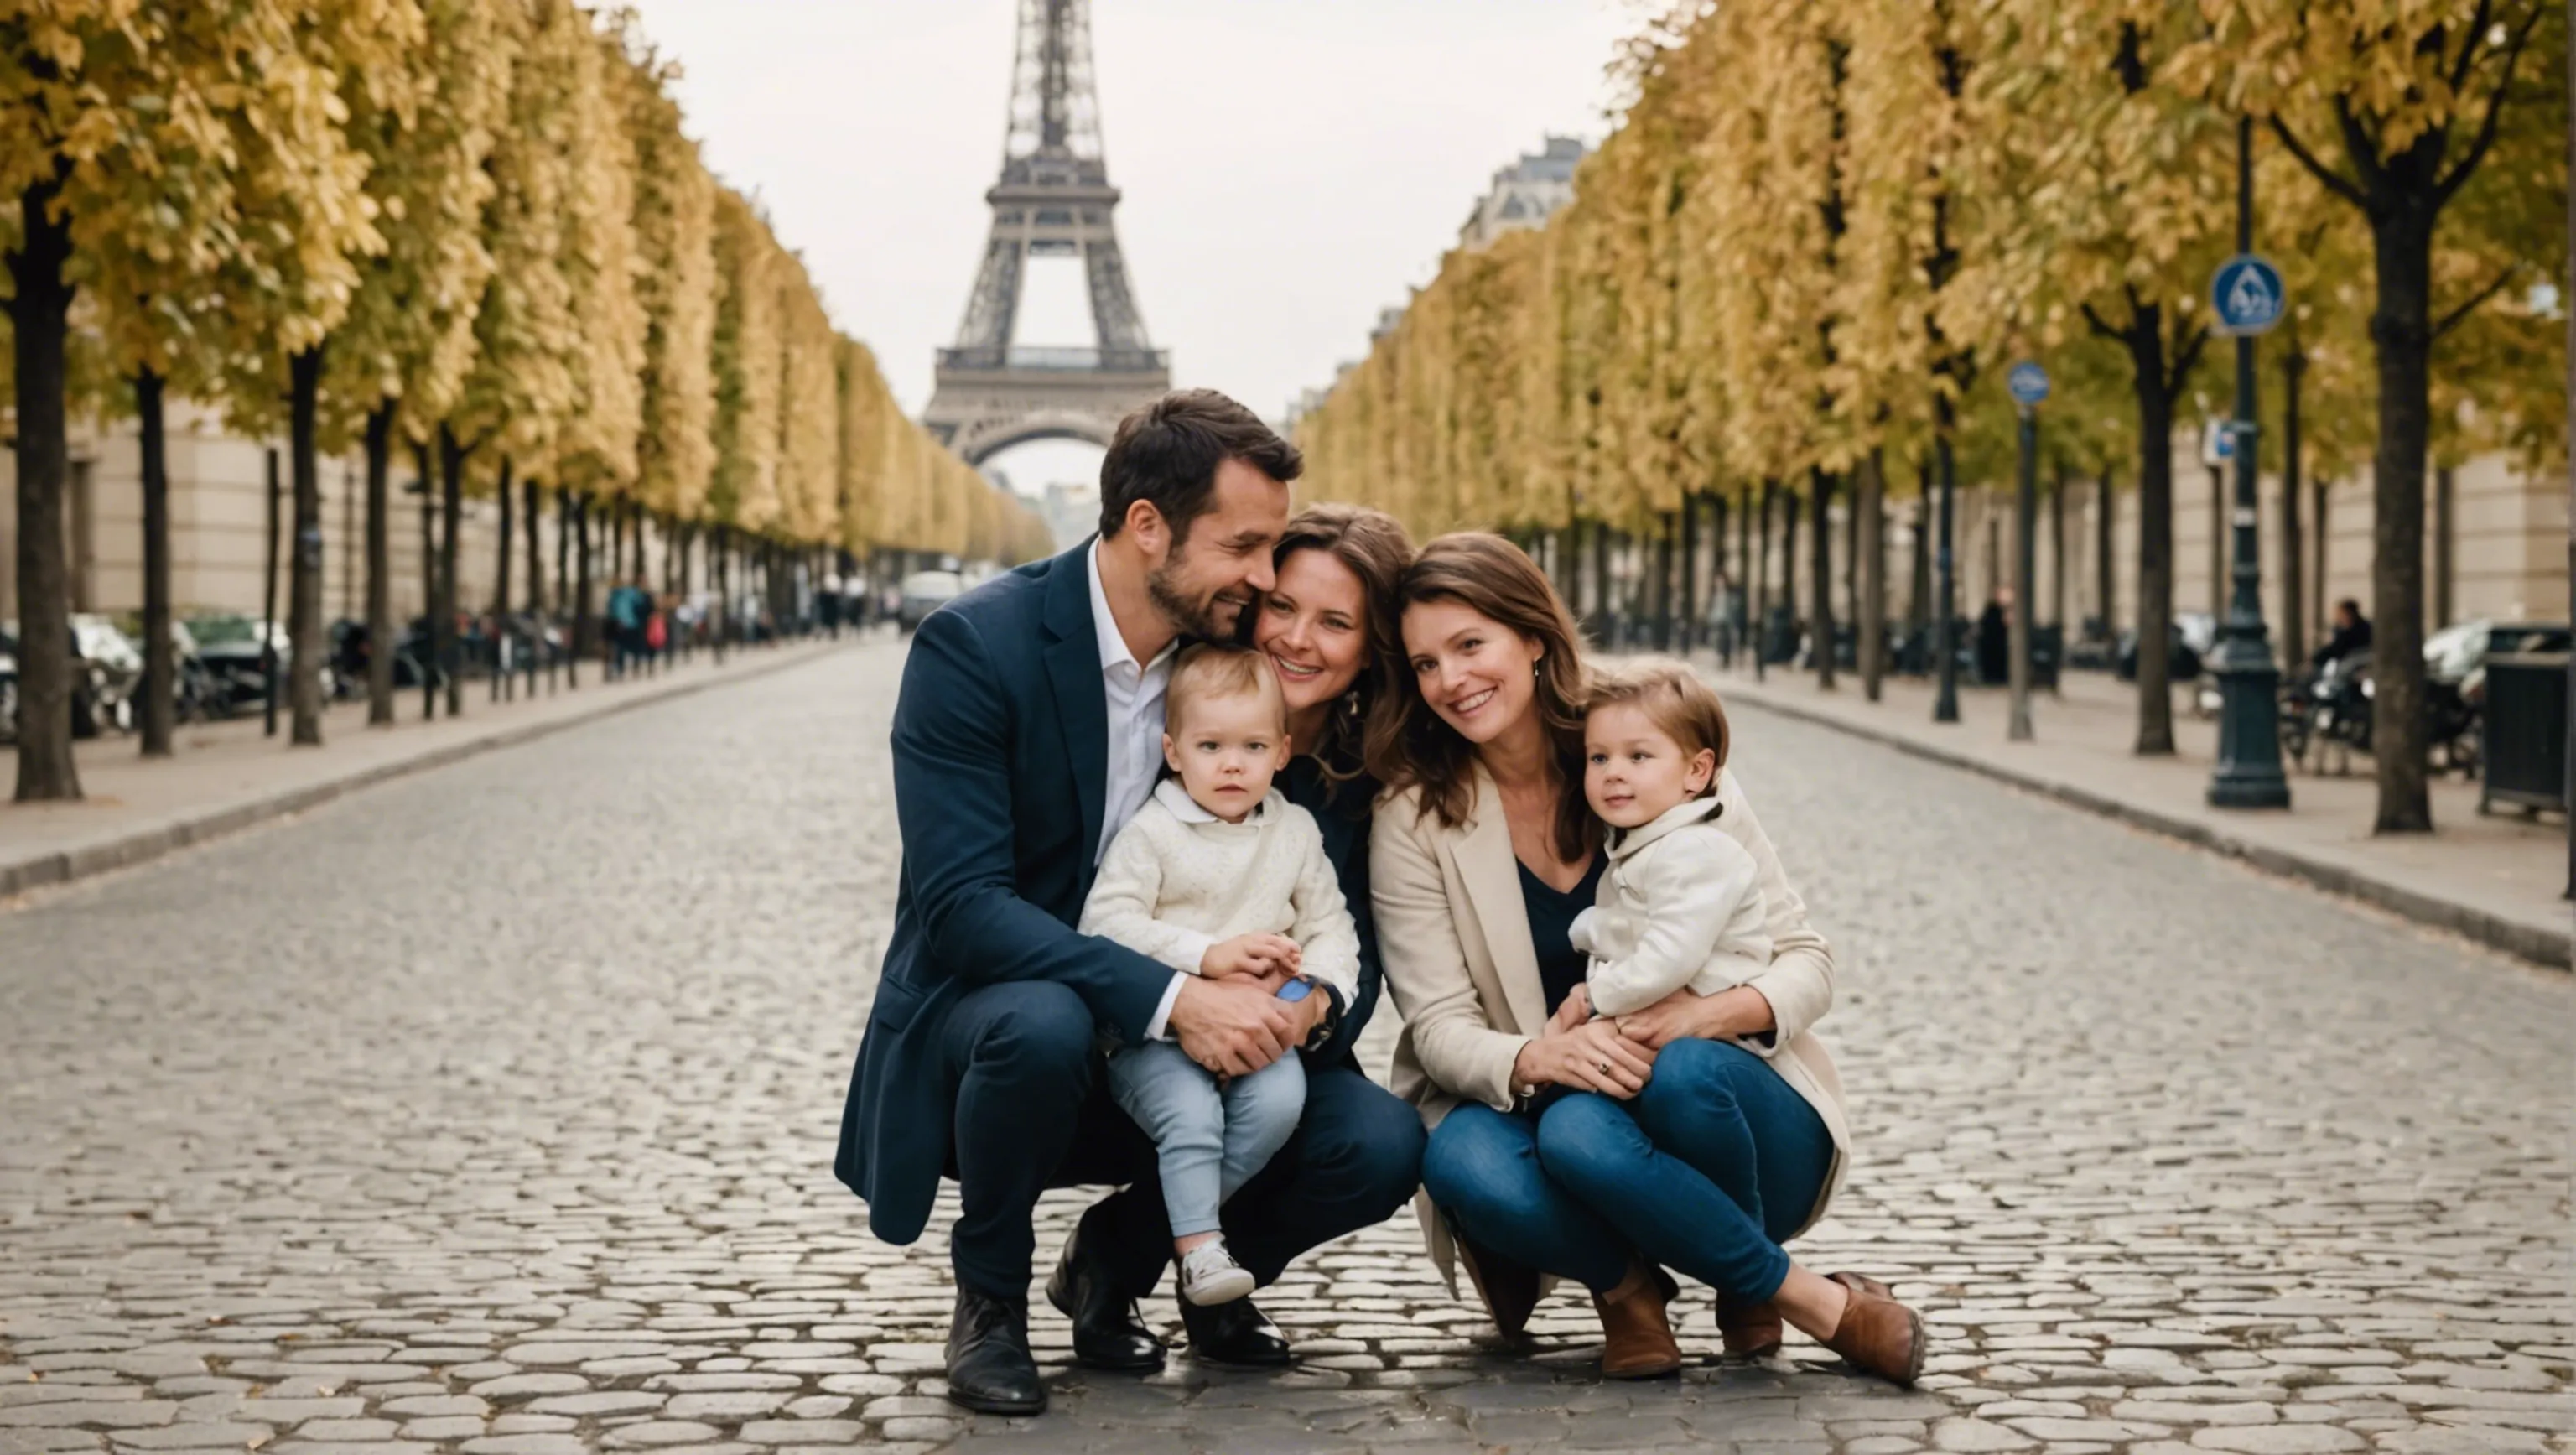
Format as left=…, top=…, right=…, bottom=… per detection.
left=1079, top=644, right=1361, bottom=1305
left=1564, top=659, right=1773, bottom=1021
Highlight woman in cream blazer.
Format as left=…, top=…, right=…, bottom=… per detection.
left=1369, top=533, right=1924, bottom=1385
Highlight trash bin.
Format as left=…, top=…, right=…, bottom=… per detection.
left=2479, top=651, right=2568, bottom=817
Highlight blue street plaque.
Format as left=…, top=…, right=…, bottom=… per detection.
left=2211, top=253, right=2286, bottom=335
left=2006, top=361, right=2050, bottom=407
left=2200, top=420, right=2237, bottom=468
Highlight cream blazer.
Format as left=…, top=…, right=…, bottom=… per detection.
left=1370, top=764, right=1852, bottom=1298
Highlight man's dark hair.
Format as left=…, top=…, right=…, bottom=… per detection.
left=1097, top=389, right=1302, bottom=541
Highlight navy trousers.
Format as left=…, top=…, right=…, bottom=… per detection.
left=937, top=980, right=1425, bottom=1303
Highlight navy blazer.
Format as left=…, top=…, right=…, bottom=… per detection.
left=833, top=542, right=1385, bottom=1246
left=834, top=545, right=1177, bottom=1245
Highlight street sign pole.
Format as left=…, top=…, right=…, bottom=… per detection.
left=2207, top=115, right=2292, bottom=810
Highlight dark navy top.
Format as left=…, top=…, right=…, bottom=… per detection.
left=1278, top=753, right=1381, bottom=1067
left=1518, top=854, right=1607, bottom=1017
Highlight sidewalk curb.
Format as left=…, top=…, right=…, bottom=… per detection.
left=0, top=642, right=847, bottom=902
left=1726, top=686, right=2572, bottom=971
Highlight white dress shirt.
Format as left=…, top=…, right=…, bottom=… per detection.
left=1085, top=541, right=1189, bottom=1039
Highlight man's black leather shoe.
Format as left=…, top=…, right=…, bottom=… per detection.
left=1045, top=1224, right=1166, bottom=1370
left=944, top=1287, right=1046, bottom=1416
left=1180, top=1296, right=1293, bottom=1369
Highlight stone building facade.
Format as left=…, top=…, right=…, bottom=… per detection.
left=2, top=401, right=561, bottom=632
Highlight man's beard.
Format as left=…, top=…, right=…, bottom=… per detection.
left=1147, top=558, right=1241, bottom=642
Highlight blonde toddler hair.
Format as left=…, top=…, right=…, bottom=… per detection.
left=1166, top=642, right=1287, bottom=732
left=1582, top=657, right=1731, bottom=797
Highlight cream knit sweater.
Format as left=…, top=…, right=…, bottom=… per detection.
left=1079, top=778, right=1362, bottom=1002
left=1569, top=795, right=1774, bottom=1017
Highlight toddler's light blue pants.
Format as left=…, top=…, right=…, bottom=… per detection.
left=1107, top=1040, right=1306, bottom=1239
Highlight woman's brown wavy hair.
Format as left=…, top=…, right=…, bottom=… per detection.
left=1369, top=533, right=1597, bottom=864
left=1259, top=504, right=1416, bottom=805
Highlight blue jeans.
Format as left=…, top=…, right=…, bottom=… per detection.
left=1108, top=1040, right=1306, bottom=1240
left=1419, top=1037, right=1831, bottom=1302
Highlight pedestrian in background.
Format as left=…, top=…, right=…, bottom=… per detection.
left=605, top=574, right=648, bottom=681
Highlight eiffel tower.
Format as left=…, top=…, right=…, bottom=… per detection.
left=923, top=0, right=1169, bottom=466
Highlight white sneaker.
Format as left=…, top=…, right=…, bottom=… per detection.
left=1177, top=1239, right=1256, bottom=1307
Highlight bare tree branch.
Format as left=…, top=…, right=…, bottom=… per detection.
left=2435, top=5, right=2547, bottom=205
left=2165, top=320, right=2212, bottom=401
left=2272, top=116, right=2371, bottom=208
left=2332, top=96, right=2393, bottom=196
left=2079, top=300, right=2128, bottom=343
left=2449, top=0, right=2498, bottom=93
left=2432, top=261, right=2527, bottom=339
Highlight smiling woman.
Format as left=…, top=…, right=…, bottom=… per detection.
left=1366, top=531, right=1927, bottom=1390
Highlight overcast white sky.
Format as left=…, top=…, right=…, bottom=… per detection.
left=625, top=0, right=1634, bottom=493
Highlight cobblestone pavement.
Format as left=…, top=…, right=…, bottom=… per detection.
left=2, top=640, right=2567, bottom=1455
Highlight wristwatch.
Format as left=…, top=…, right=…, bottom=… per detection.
left=1296, top=982, right=1339, bottom=1051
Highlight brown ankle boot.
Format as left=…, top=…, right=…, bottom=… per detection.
left=1820, top=1271, right=1924, bottom=1387
left=1716, top=1298, right=1782, bottom=1358
left=1456, top=1237, right=1539, bottom=1341
left=1592, top=1263, right=1682, bottom=1380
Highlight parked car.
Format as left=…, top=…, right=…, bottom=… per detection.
left=71, top=615, right=143, bottom=732
left=2423, top=619, right=2570, bottom=777
left=1, top=620, right=112, bottom=739
left=2425, top=618, right=2572, bottom=685
left=0, top=627, right=16, bottom=743
left=2116, top=611, right=2215, bottom=684
left=183, top=613, right=288, bottom=714
left=897, top=570, right=966, bottom=631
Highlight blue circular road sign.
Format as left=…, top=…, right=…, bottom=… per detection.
left=2211, top=254, right=2286, bottom=335
left=2006, top=361, right=2050, bottom=407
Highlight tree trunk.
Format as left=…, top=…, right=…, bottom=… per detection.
left=1810, top=469, right=1836, bottom=689
left=1780, top=481, right=1801, bottom=657
left=2312, top=475, right=2331, bottom=659
left=1654, top=510, right=1676, bottom=651
left=138, top=369, right=175, bottom=756
left=556, top=486, right=574, bottom=690
left=288, top=348, right=325, bottom=746
left=713, top=524, right=730, bottom=664
left=524, top=473, right=543, bottom=698
left=362, top=404, right=395, bottom=725
left=1908, top=484, right=1930, bottom=635
left=2431, top=465, right=2454, bottom=630
left=1710, top=493, right=1731, bottom=661
left=1753, top=480, right=1774, bottom=682
left=437, top=424, right=465, bottom=720
left=417, top=439, right=436, bottom=721
left=494, top=458, right=517, bottom=703
left=1587, top=521, right=1611, bottom=643
left=8, top=170, right=81, bottom=800
left=1678, top=496, right=1701, bottom=652
left=2366, top=205, right=2437, bottom=833
left=1858, top=451, right=1886, bottom=702
left=1934, top=425, right=1961, bottom=722
left=2047, top=464, right=2067, bottom=631
left=2096, top=470, right=2116, bottom=637
left=2281, top=338, right=2307, bottom=674
left=1843, top=477, right=1861, bottom=649
left=2131, top=324, right=2177, bottom=757
left=1736, top=485, right=1755, bottom=653
left=573, top=493, right=595, bottom=684
left=262, top=445, right=281, bottom=737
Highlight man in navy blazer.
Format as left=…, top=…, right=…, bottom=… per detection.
left=834, top=391, right=1424, bottom=1416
